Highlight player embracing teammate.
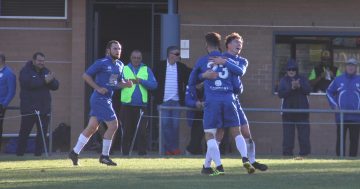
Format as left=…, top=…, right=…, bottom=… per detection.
left=189, top=32, right=267, bottom=176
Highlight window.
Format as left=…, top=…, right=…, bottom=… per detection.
left=273, top=33, right=360, bottom=94
left=0, top=0, right=67, bottom=19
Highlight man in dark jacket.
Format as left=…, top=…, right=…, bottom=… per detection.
left=326, top=58, right=360, bottom=157
left=278, top=59, right=311, bottom=156
left=16, top=52, right=59, bottom=156
left=308, top=50, right=341, bottom=93
left=153, top=46, right=190, bottom=155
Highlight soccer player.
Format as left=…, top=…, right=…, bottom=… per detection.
left=69, top=40, right=132, bottom=166
left=222, top=33, right=268, bottom=171
left=188, top=32, right=253, bottom=176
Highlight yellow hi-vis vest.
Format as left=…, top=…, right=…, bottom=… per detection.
left=121, top=65, right=149, bottom=103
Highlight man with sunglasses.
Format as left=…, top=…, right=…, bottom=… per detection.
left=153, top=46, right=191, bottom=155
left=278, top=59, right=311, bottom=156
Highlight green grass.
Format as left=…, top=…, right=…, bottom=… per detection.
left=0, top=154, right=359, bottom=189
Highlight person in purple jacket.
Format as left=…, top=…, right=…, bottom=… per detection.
left=278, top=59, right=311, bottom=157
left=0, top=53, right=16, bottom=150
left=17, top=52, right=59, bottom=156
left=327, top=58, right=360, bottom=157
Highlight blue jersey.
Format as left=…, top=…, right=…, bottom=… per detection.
left=223, top=52, right=248, bottom=95
left=189, top=50, right=246, bottom=101
left=0, top=66, right=16, bottom=107
left=86, top=56, right=124, bottom=99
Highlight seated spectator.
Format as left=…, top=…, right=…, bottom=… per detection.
left=309, top=50, right=341, bottom=93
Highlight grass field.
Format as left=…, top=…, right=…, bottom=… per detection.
left=0, top=154, right=359, bottom=189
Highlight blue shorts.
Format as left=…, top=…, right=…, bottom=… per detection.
left=89, top=97, right=117, bottom=122
left=203, top=98, right=240, bottom=130
left=235, top=99, right=249, bottom=126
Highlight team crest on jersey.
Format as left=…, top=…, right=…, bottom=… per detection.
left=107, top=66, right=112, bottom=71
left=215, top=80, right=222, bottom=86
left=340, top=83, right=344, bottom=87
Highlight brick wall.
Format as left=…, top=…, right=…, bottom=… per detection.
left=0, top=0, right=86, bottom=148
left=179, top=0, right=360, bottom=155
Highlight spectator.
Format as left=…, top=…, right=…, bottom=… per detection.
left=326, top=58, right=360, bottom=157
left=0, top=53, right=16, bottom=149
left=16, top=52, right=59, bottom=156
left=120, top=50, right=157, bottom=156
left=185, top=82, right=205, bottom=155
left=309, top=50, right=341, bottom=93
left=278, top=59, right=311, bottom=156
left=153, top=46, right=190, bottom=155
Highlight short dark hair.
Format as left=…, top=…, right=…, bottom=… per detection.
left=131, top=49, right=142, bottom=55
left=32, top=52, right=45, bottom=60
left=225, top=32, right=243, bottom=49
left=0, top=53, right=5, bottom=62
left=106, top=40, right=121, bottom=50
left=167, top=46, right=179, bottom=57
left=205, top=32, right=221, bottom=48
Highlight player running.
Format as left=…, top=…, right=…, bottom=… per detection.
left=69, top=40, right=132, bottom=166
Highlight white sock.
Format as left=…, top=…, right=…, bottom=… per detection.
left=235, top=135, right=247, bottom=158
left=207, top=139, right=222, bottom=167
left=102, top=139, right=112, bottom=156
left=246, top=138, right=256, bottom=164
left=73, top=134, right=89, bottom=154
left=204, top=150, right=212, bottom=168
left=204, top=140, right=221, bottom=168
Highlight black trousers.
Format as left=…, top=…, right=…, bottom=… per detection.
left=120, top=105, right=147, bottom=155
left=282, top=117, right=311, bottom=156
left=0, top=108, right=6, bottom=149
left=336, top=122, right=360, bottom=157
left=186, top=112, right=204, bottom=155
left=16, top=114, right=49, bottom=156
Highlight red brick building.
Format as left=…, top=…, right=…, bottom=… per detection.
left=1, top=0, right=359, bottom=155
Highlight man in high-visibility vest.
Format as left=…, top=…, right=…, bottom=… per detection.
left=120, top=50, right=157, bottom=156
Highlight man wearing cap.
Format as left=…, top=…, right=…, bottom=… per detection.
left=309, top=50, right=341, bottom=93
left=278, top=59, right=312, bottom=156
left=326, top=58, right=360, bottom=157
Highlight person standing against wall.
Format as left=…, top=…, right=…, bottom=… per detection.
left=278, top=59, right=311, bottom=157
left=153, top=46, right=190, bottom=155
left=17, top=52, right=59, bottom=156
left=0, top=53, right=16, bottom=150
left=326, top=58, right=360, bottom=157
left=120, top=50, right=157, bottom=156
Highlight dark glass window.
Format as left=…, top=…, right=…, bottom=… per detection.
left=0, top=0, right=66, bottom=18
left=273, top=34, right=360, bottom=94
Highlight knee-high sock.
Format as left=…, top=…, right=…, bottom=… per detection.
left=235, top=135, right=247, bottom=158
left=246, top=138, right=256, bottom=163
left=102, top=139, right=112, bottom=156
left=73, top=134, right=89, bottom=154
left=204, top=150, right=212, bottom=168
left=206, top=139, right=222, bottom=167
left=204, top=141, right=220, bottom=168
